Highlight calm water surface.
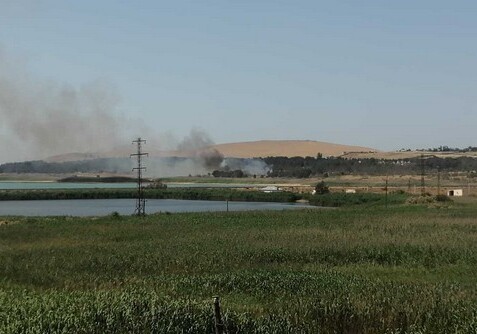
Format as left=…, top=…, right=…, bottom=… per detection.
left=0, top=199, right=312, bottom=216
left=0, top=181, right=137, bottom=190
left=0, top=181, right=267, bottom=190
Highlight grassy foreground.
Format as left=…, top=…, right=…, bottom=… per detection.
left=1, top=204, right=477, bottom=333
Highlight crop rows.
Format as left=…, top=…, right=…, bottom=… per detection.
left=1, top=205, right=476, bottom=332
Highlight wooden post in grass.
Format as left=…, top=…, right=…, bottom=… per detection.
left=213, top=296, right=224, bottom=334
left=437, top=167, right=441, bottom=196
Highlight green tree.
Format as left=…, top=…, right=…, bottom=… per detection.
left=315, top=181, right=330, bottom=194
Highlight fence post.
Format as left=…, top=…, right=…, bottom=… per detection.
left=213, top=296, right=224, bottom=334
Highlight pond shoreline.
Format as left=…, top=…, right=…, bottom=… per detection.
left=0, top=199, right=315, bottom=217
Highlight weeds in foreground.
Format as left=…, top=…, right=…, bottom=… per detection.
left=1, top=206, right=477, bottom=333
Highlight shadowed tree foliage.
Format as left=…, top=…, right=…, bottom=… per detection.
left=314, top=181, right=330, bottom=195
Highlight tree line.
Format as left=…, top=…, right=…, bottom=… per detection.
left=261, top=156, right=477, bottom=178
left=2, top=155, right=477, bottom=178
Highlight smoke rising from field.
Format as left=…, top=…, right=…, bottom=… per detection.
left=0, top=49, right=272, bottom=176
left=223, top=158, right=271, bottom=176
left=0, top=50, right=215, bottom=168
left=173, top=128, right=225, bottom=171
left=0, top=49, right=130, bottom=162
left=133, top=156, right=270, bottom=178
left=177, top=128, right=214, bottom=151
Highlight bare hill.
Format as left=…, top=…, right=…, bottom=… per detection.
left=209, top=140, right=377, bottom=158
left=43, top=140, right=378, bottom=162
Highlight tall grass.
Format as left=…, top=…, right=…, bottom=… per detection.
left=0, top=188, right=300, bottom=202
left=1, top=205, right=477, bottom=333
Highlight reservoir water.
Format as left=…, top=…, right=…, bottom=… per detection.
left=0, top=181, right=269, bottom=190
left=0, top=199, right=312, bottom=216
left=0, top=181, right=137, bottom=190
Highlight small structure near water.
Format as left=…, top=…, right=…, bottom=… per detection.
left=447, top=189, right=463, bottom=197
left=262, top=186, right=280, bottom=193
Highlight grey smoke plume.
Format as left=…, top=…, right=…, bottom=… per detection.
left=141, top=156, right=270, bottom=178
left=172, top=128, right=225, bottom=173
left=0, top=49, right=131, bottom=163
left=222, top=158, right=271, bottom=176
left=146, top=157, right=209, bottom=178
left=0, top=49, right=271, bottom=176
left=176, top=128, right=214, bottom=151
left=197, top=148, right=224, bottom=170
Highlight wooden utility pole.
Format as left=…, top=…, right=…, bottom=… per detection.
left=420, top=154, right=425, bottom=196
left=437, top=167, right=441, bottom=196
left=213, top=296, right=224, bottom=334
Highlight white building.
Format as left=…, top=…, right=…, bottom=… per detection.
left=262, top=186, right=280, bottom=193
left=447, top=189, right=463, bottom=197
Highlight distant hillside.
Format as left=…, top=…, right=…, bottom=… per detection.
left=209, top=140, right=377, bottom=158
left=44, top=140, right=378, bottom=162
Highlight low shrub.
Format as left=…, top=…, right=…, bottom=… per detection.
left=435, top=194, right=453, bottom=202
left=309, top=192, right=408, bottom=207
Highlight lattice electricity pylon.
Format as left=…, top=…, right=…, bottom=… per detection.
left=131, top=138, right=148, bottom=216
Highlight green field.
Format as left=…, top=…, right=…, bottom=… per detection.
left=1, top=202, right=477, bottom=333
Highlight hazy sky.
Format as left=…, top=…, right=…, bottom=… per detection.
left=1, top=0, right=477, bottom=152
